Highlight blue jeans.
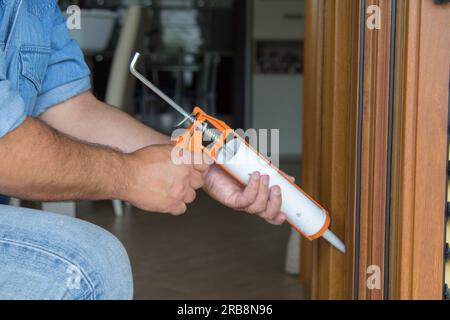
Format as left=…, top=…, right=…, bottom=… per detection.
left=0, top=205, right=133, bottom=300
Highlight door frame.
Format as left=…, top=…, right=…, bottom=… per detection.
left=301, top=0, right=450, bottom=299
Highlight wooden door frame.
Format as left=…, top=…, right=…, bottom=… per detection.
left=301, top=0, right=450, bottom=299
left=301, top=0, right=360, bottom=299
left=356, top=0, right=395, bottom=299
left=388, top=0, right=450, bottom=299
left=299, top=0, right=324, bottom=298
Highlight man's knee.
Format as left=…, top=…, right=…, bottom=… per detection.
left=0, top=206, right=133, bottom=300
left=79, top=224, right=134, bottom=300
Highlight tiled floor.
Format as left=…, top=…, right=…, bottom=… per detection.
left=76, top=161, right=304, bottom=300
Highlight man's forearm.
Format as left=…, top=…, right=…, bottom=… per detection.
left=0, top=118, right=127, bottom=201
left=40, top=92, right=170, bottom=153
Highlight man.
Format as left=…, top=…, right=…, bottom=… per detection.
left=0, top=1, right=287, bottom=300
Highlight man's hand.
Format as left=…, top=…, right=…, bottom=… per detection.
left=122, top=145, right=209, bottom=215
left=203, top=165, right=287, bottom=225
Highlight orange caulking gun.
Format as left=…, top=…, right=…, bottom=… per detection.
left=130, top=52, right=345, bottom=253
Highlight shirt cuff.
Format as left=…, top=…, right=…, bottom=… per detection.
left=0, top=81, right=27, bottom=138
left=33, top=76, right=92, bottom=116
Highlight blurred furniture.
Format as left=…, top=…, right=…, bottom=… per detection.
left=106, top=5, right=146, bottom=216
left=253, top=0, right=304, bottom=40
left=139, top=53, right=201, bottom=131
left=0, top=195, right=9, bottom=205
left=8, top=198, right=76, bottom=218
left=42, top=202, right=77, bottom=217
left=68, top=9, right=118, bottom=55
left=139, top=51, right=222, bottom=132
left=197, top=52, right=221, bottom=116
left=285, top=227, right=300, bottom=275
left=9, top=198, right=21, bottom=207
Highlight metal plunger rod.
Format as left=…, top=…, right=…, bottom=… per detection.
left=130, top=52, right=223, bottom=144
left=130, top=53, right=195, bottom=122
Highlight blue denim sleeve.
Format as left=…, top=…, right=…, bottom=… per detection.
left=33, top=5, right=91, bottom=116
left=0, top=57, right=27, bottom=138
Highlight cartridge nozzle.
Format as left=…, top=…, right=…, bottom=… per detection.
left=321, top=229, right=346, bottom=253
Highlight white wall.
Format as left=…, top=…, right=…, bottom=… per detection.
left=251, top=0, right=304, bottom=157
left=253, top=0, right=304, bottom=40
left=252, top=75, right=303, bottom=157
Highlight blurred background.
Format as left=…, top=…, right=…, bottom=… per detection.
left=20, top=0, right=306, bottom=299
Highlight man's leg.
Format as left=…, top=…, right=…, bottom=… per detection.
left=0, top=205, right=133, bottom=300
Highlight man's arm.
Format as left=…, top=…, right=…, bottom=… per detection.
left=40, top=92, right=287, bottom=225
left=40, top=92, right=170, bottom=153
left=0, top=117, right=125, bottom=201
left=0, top=117, right=206, bottom=214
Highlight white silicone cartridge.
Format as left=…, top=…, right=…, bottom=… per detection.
left=217, top=138, right=345, bottom=253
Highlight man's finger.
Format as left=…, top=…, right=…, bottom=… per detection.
left=246, top=175, right=270, bottom=214
left=171, top=202, right=187, bottom=215
left=192, top=152, right=210, bottom=172
left=183, top=188, right=197, bottom=204
left=235, top=171, right=260, bottom=208
left=267, top=212, right=287, bottom=225
left=262, top=185, right=282, bottom=221
left=190, top=170, right=205, bottom=189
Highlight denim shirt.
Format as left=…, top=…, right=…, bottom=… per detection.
left=0, top=0, right=91, bottom=137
